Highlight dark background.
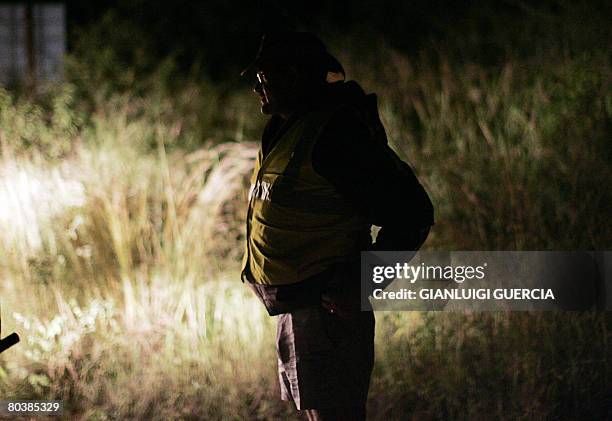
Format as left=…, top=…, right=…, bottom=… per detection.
left=63, top=0, right=612, bottom=81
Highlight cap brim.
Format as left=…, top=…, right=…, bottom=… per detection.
left=240, top=51, right=345, bottom=78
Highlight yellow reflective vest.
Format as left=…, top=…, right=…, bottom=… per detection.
left=241, top=106, right=371, bottom=285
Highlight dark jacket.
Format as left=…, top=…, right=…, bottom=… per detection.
left=251, top=80, right=434, bottom=315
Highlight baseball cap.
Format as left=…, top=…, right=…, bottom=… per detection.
left=240, top=31, right=345, bottom=80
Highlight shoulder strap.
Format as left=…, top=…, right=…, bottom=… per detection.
left=279, top=105, right=344, bottom=181
left=269, top=105, right=355, bottom=215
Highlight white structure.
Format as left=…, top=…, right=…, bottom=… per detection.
left=0, top=3, right=66, bottom=85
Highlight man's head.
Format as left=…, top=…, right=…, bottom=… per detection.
left=242, top=32, right=345, bottom=117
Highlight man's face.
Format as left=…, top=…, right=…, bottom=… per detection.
left=253, top=64, right=297, bottom=116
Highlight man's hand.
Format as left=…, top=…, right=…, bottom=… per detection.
left=321, top=290, right=362, bottom=319
left=320, top=260, right=362, bottom=319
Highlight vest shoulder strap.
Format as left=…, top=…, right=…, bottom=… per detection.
left=275, top=105, right=345, bottom=187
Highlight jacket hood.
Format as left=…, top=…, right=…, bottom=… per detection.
left=325, top=80, right=369, bottom=107
left=325, top=80, right=383, bottom=132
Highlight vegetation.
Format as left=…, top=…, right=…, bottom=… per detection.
left=0, top=4, right=610, bottom=419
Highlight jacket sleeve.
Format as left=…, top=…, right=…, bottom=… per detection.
left=312, top=106, right=433, bottom=251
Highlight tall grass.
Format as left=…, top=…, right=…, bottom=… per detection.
left=6, top=278, right=290, bottom=420
left=0, top=38, right=610, bottom=420
left=342, top=44, right=612, bottom=250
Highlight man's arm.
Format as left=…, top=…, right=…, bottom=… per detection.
left=312, top=106, right=433, bottom=310
left=312, top=106, right=433, bottom=251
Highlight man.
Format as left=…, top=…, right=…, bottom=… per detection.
left=241, top=32, right=433, bottom=421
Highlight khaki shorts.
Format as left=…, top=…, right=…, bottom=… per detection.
left=276, top=304, right=375, bottom=411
